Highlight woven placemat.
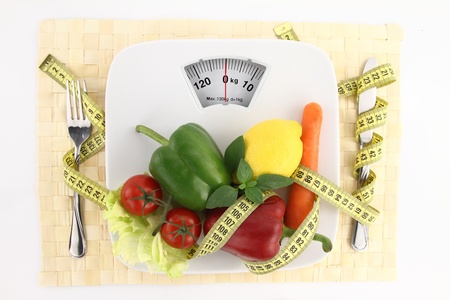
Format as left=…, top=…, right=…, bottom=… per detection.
left=37, top=19, right=402, bottom=286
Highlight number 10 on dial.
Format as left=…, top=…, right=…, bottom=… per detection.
left=184, top=57, right=267, bottom=108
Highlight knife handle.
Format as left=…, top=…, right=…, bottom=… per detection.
left=352, top=221, right=369, bottom=251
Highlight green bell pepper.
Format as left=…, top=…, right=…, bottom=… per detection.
left=136, top=123, right=231, bottom=211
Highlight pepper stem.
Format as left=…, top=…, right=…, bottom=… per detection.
left=281, top=225, right=333, bottom=253
left=313, top=233, right=333, bottom=253
left=136, top=124, right=169, bottom=146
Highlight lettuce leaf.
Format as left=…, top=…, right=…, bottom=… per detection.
left=103, top=187, right=189, bottom=278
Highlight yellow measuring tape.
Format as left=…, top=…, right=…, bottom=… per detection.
left=39, top=23, right=395, bottom=273
left=273, top=22, right=300, bottom=41
left=292, top=165, right=378, bottom=224
left=188, top=162, right=379, bottom=274
left=188, top=190, right=320, bottom=275
left=39, top=54, right=109, bottom=209
left=244, top=200, right=319, bottom=274
left=339, top=64, right=395, bottom=204
left=274, top=22, right=396, bottom=210
left=188, top=191, right=278, bottom=258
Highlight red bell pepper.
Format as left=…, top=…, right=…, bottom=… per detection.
left=203, top=195, right=285, bottom=262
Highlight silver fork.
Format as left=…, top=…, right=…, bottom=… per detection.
left=66, top=79, right=92, bottom=258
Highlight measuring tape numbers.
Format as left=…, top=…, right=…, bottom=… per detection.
left=274, top=22, right=396, bottom=224
left=188, top=189, right=320, bottom=275
left=339, top=64, right=394, bottom=148
left=352, top=170, right=375, bottom=204
left=339, top=63, right=396, bottom=96
left=339, top=63, right=396, bottom=206
left=188, top=191, right=276, bottom=259
left=355, top=98, right=388, bottom=140
left=62, top=131, right=108, bottom=209
left=39, top=54, right=109, bottom=208
left=339, top=64, right=395, bottom=144
left=243, top=200, right=319, bottom=275
left=273, top=22, right=300, bottom=41
left=292, top=165, right=379, bottom=225
left=353, top=132, right=383, bottom=174
left=39, top=54, right=106, bottom=132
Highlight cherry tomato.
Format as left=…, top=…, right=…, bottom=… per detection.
left=120, top=174, right=163, bottom=216
left=160, top=208, right=201, bottom=249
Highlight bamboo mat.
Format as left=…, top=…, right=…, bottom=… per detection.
left=37, top=19, right=402, bottom=286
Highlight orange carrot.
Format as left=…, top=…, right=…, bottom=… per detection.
left=284, top=102, right=323, bottom=229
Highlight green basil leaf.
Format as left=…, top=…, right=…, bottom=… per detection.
left=246, top=180, right=257, bottom=188
left=256, top=174, right=294, bottom=191
left=236, top=159, right=253, bottom=183
left=245, top=186, right=263, bottom=204
left=206, top=185, right=238, bottom=209
left=224, top=135, right=245, bottom=174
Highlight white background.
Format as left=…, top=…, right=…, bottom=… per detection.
left=1, top=1, right=449, bottom=299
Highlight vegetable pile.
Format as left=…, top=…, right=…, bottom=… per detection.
left=103, top=102, right=332, bottom=278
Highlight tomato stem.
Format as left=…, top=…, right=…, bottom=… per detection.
left=162, top=220, right=200, bottom=246
left=152, top=195, right=172, bottom=236
left=136, top=124, right=169, bottom=146
left=130, top=184, right=164, bottom=216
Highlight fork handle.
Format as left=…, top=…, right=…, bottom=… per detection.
left=69, top=192, right=86, bottom=258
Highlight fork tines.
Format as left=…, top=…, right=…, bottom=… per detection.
left=66, top=79, right=88, bottom=122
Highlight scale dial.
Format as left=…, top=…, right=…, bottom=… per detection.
left=184, top=57, right=267, bottom=108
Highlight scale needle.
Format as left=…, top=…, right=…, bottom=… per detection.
left=224, top=59, right=227, bottom=103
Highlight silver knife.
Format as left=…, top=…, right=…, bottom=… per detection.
left=351, top=57, right=378, bottom=252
